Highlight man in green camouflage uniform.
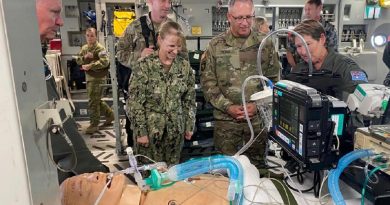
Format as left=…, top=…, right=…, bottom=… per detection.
left=127, top=51, right=195, bottom=165
left=76, top=28, right=114, bottom=134
left=116, top=0, right=187, bottom=68
left=287, top=0, right=338, bottom=69
left=201, top=0, right=279, bottom=172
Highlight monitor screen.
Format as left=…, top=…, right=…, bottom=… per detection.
left=278, top=97, right=299, bottom=138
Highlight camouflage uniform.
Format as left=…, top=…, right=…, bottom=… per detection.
left=126, top=52, right=196, bottom=165
left=116, top=13, right=187, bottom=69
left=116, top=13, right=188, bottom=147
left=200, top=30, right=279, bottom=169
left=295, top=49, right=368, bottom=100
left=75, top=42, right=113, bottom=126
left=288, top=17, right=339, bottom=65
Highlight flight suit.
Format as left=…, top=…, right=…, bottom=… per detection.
left=200, top=30, right=279, bottom=169
left=127, top=52, right=196, bottom=165
left=295, top=49, right=368, bottom=100
left=288, top=17, right=339, bottom=65
left=76, top=42, right=113, bottom=127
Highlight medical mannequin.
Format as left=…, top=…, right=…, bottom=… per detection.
left=60, top=172, right=230, bottom=205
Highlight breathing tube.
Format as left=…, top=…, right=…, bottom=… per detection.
left=328, top=149, right=375, bottom=205
left=236, top=29, right=312, bottom=156
left=167, top=155, right=244, bottom=205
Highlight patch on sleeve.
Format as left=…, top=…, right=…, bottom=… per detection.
left=350, top=71, right=368, bottom=82
left=99, top=50, right=108, bottom=58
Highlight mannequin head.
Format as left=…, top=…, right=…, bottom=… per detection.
left=60, top=172, right=130, bottom=205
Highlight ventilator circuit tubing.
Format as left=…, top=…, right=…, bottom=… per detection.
left=167, top=155, right=244, bottom=205
left=328, top=149, right=375, bottom=205
left=236, top=75, right=273, bottom=156
left=257, top=29, right=313, bottom=81
left=236, top=29, right=314, bottom=156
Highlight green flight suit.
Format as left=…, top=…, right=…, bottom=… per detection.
left=295, top=49, right=368, bottom=101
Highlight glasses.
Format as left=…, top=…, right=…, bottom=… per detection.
left=231, top=15, right=255, bottom=22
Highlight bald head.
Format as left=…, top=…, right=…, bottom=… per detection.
left=36, top=0, right=64, bottom=41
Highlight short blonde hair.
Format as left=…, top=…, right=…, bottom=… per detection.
left=252, top=16, right=267, bottom=30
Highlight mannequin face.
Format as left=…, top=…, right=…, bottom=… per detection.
left=60, top=172, right=127, bottom=205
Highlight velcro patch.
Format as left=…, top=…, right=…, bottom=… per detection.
left=99, top=50, right=108, bottom=58
left=350, top=71, right=368, bottom=82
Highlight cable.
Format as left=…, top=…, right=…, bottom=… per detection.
left=364, top=155, right=382, bottom=184
left=361, top=164, right=387, bottom=205
left=335, top=135, right=340, bottom=150
left=45, top=118, right=78, bottom=173
left=135, top=154, right=157, bottom=164
left=280, top=164, right=310, bottom=205
left=318, top=171, right=330, bottom=205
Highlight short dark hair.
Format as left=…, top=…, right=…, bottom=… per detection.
left=293, top=19, right=325, bottom=41
left=305, top=0, right=323, bottom=7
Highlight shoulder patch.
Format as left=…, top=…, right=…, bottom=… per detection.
left=98, top=50, right=108, bottom=58
left=350, top=71, right=368, bottom=82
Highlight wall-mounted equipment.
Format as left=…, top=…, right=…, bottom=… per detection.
left=364, top=5, right=382, bottom=19
left=322, top=4, right=336, bottom=22
left=277, top=7, right=302, bottom=29
left=212, top=6, right=228, bottom=35
left=341, top=24, right=367, bottom=43
left=64, top=5, right=79, bottom=18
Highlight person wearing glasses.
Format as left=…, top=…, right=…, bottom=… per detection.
left=201, top=0, right=279, bottom=177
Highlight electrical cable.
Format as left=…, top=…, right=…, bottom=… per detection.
left=280, top=164, right=310, bottom=205
left=318, top=171, right=330, bottom=205
left=45, top=118, right=78, bottom=173
left=242, top=178, right=287, bottom=205
left=364, top=155, right=382, bottom=184
left=361, top=164, right=387, bottom=205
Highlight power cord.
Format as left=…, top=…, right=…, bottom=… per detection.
left=46, top=118, right=78, bottom=173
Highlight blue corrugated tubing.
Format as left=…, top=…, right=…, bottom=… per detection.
left=328, top=149, right=375, bottom=205
left=167, top=155, right=243, bottom=205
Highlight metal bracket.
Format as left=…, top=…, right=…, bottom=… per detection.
left=35, top=100, right=73, bottom=130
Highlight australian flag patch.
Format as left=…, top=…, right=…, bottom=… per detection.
left=350, top=71, right=368, bottom=82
